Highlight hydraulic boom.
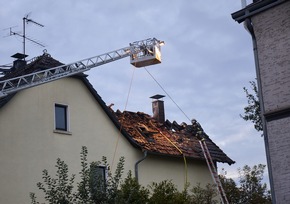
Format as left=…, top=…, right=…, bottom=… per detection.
left=0, top=38, right=164, bottom=98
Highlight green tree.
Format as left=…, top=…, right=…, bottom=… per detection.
left=106, top=156, right=125, bottom=204
left=117, top=171, right=150, bottom=203
left=30, top=158, right=75, bottom=204
left=190, top=183, right=218, bottom=204
left=219, top=175, right=241, bottom=204
left=30, top=146, right=125, bottom=204
left=221, top=164, right=271, bottom=204
left=238, top=164, right=271, bottom=204
left=241, top=80, right=263, bottom=134
left=148, top=180, right=189, bottom=204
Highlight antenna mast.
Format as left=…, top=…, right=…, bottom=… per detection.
left=22, top=14, right=44, bottom=60
left=7, top=14, right=45, bottom=60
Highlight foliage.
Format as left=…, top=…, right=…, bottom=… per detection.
left=117, top=171, right=150, bottom=204
left=241, top=80, right=263, bottom=134
left=30, top=146, right=125, bottom=204
left=75, top=146, right=90, bottom=203
left=219, top=175, right=241, bottom=204
left=238, top=164, right=272, bottom=204
left=221, top=164, right=271, bottom=204
left=148, top=180, right=189, bottom=204
left=190, top=183, right=218, bottom=204
left=147, top=181, right=218, bottom=204
left=30, top=158, right=75, bottom=204
left=30, top=147, right=271, bottom=204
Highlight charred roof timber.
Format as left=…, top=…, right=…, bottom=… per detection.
left=150, top=94, right=165, bottom=123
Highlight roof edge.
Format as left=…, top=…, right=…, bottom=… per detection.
left=78, top=76, right=142, bottom=150
left=231, top=0, right=287, bottom=23
left=0, top=73, right=143, bottom=150
left=0, top=93, right=17, bottom=108
left=145, top=149, right=235, bottom=165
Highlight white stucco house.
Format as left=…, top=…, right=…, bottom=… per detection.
left=0, top=53, right=234, bottom=203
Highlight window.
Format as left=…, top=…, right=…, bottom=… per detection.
left=55, top=104, right=68, bottom=131
left=90, top=165, right=107, bottom=193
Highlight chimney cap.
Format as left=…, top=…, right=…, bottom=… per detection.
left=11, top=53, right=28, bottom=60
left=150, top=94, right=165, bottom=100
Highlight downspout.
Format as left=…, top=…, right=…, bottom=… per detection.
left=135, top=150, right=148, bottom=183
left=243, top=13, right=276, bottom=204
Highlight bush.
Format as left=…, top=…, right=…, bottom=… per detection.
left=190, top=183, right=218, bottom=204
left=31, top=147, right=270, bottom=204
left=30, top=146, right=125, bottom=204
left=117, top=171, right=150, bottom=203
left=30, top=147, right=220, bottom=204
left=148, top=180, right=184, bottom=204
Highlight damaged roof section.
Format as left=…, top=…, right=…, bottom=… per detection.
left=114, top=110, right=235, bottom=165
left=1, top=53, right=64, bottom=80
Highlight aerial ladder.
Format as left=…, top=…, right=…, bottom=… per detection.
left=0, top=38, right=164, bottom=98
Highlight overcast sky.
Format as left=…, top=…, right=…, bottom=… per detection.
left=1, top=0, right=269, bottom=184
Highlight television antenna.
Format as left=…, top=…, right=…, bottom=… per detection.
left=8, top=13, right=45, bottom=60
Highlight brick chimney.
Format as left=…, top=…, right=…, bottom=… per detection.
left=150, top=94, right=165, bottom=123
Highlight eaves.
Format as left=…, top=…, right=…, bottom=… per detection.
left=231, top=0, right=287, bottom=23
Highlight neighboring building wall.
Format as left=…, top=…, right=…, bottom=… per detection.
left=251, top=2, right=290, bottom=203
left=0, top=77, right=140, bottom=204
left=267, top=117, right=290, bottom=202
left=253, top=1, right=290, bottom=113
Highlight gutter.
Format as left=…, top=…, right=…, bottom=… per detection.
left=243, top=15, right=276, bottom=204
left=134, top=150, right=148, bottom=183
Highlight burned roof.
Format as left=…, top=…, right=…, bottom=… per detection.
left=0, top=53, right=89, bottom=108
left=0, top=53, right=63, bottom=80
left=114, top=110, right=234, bottom=165
left=0, top=53, right=65, bottom=108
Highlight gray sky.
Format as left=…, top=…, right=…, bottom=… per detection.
left=1, top=0, right=268, bottom=183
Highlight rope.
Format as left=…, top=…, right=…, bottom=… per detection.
left=144, top=67, right=191, bottom=122
left=111, top=66, right=136, bottom=169
left=145, top=67, right=192, bottom=188
left=150, top=120, right=188, bottom=187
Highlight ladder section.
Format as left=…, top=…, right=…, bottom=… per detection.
left=0, top=47, right=131, bottom=97
left=0, top=38, right=164, bottom=98
left=199, top=139, right=229, bottom=204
